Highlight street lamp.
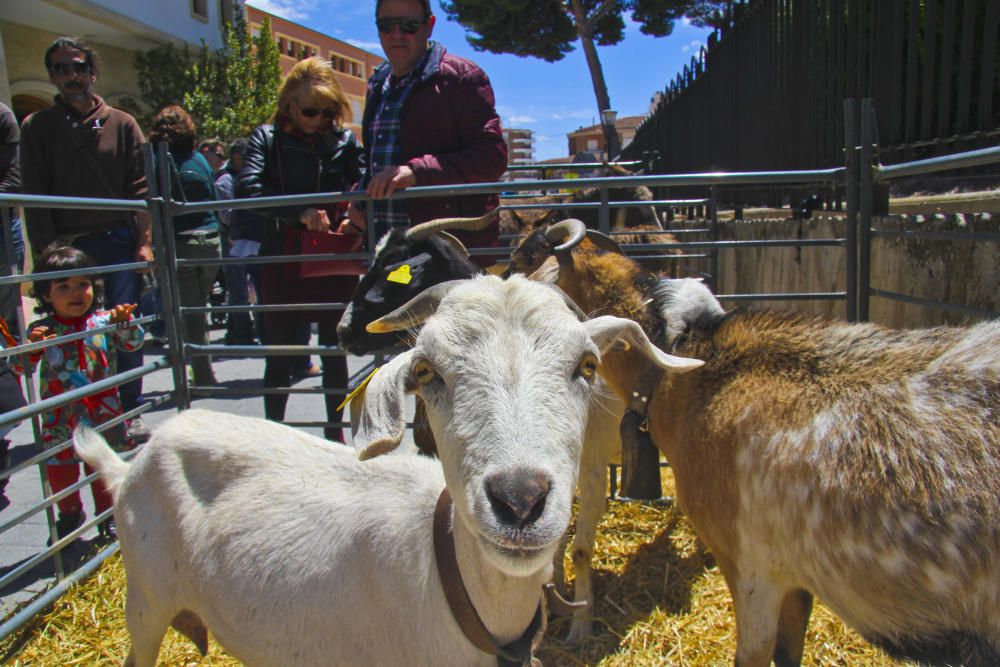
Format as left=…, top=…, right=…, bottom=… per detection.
left=600, top=109, right=620, bottom=161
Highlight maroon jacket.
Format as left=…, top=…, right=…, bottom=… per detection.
left=362, top=42, right=507, bottom=250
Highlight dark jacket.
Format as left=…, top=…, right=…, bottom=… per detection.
left=0, top=103, right=18, bottom=197
left=20, top=95, right=147, bottom=253
left=237, top=122, right=364, bottom=257
left=362, top=43, right=507, bottom=249
left=167, top=150, right=220, bottom=234
left=0, top=102, right=20, bottom=257
left=216, top=161, right=264, bottom=244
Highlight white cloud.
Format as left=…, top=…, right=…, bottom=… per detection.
left=508, top=114, right=538, bottom=124
left=681, top=40, right=704, bottom=53
left=246, top=0, right=315, bottom=22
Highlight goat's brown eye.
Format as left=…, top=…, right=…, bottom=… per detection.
left=577, top=354, right=598, bottom=380
left=413, top=360, right=436, bottom=385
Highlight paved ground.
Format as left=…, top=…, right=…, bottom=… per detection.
left=0, top=318, right=397, bottom=622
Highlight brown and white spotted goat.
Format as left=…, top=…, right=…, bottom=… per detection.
left=596, top=277, right=1000, bottom=667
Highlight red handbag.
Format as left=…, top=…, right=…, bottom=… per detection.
left=298, top=230, right=365, bottom=278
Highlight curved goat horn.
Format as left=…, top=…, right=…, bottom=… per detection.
left=435, top=231, right=470, bottom=259
left=404, top=209, right=500, bottom=241
left=544, top=219, right=587, bottom=252
left=545, top=219, right=625, bottom=255
left=365, top=280, right=465, bottom=334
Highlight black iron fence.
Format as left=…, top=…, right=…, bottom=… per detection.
left=625, top=0, right=1000, bottom=175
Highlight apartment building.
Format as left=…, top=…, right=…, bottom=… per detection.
left=567, top=115, right=645, bottom=161
left=246, top=6, right=383, bottom=136
left=0, top=0, right=236, bottom=121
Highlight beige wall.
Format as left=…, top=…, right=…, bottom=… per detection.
left=2, top=19, right=144, bottom=116
left=671, top=213, right=999, bottom=329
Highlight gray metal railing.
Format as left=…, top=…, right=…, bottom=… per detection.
left=1, top=100, right=998, bottom=640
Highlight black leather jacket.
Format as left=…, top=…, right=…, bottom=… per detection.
left=236, top=123, right=365, bottom=256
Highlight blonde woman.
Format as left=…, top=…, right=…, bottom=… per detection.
left=236, top=57, right=364, bottom=441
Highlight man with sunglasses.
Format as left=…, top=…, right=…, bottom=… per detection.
left=20, top=36, right=152, bottom=443
left=342, top=0, right=507, bottom=260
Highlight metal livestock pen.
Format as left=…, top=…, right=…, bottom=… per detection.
left=0, top=110, right=997, bottom=645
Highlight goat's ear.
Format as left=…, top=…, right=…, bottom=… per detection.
left=585, top=315, right=704, bottom=372
left=527, top=255, right=560, bottom=284
left=366, top=280, right=462, bottom=334
left=510, top=209, right=527, bottom=230
left=352, top=350, right=415, bottom=460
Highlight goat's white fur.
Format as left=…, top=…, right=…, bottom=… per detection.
left=74, top=275, right=699, bottom=667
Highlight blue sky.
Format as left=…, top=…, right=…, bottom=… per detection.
left=246, top=0, right=710, bottom=161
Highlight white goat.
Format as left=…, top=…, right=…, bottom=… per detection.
left=74, top=274, right=701, bottom=667
left=600, top=277, right=1000, bottom=666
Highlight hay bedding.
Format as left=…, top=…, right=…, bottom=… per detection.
left=4, top=470, right=907, bottom=666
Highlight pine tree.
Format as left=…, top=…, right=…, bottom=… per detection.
left=439, top=0, right=727, bottom=156
left=184, top=7, right=281, bottom=140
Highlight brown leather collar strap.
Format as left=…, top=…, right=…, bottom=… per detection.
left=433, top=488, right=546, bottom=666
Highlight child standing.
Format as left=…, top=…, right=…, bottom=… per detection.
left=16, top=243, right=143, bottom=542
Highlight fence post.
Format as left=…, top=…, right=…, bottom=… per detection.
left=843, top=99, right=859, bottom=323
left=145, top=143, right=189, bottom=409
left=598, top=186, right=610, bottom=235
left=858, top=98, right=876, bottom=322
left=708, top=186, right=719, bottom=292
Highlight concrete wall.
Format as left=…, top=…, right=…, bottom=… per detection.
left=87, top=0, right=226, bottom=49
left=2, top=19, right=144, bottom=108
left=672, top=212, right=999, bottom=329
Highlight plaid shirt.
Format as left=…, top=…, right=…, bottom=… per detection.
left=363, top=47, right=434, bottom=237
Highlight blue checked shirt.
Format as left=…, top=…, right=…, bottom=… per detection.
left=363, top=47, right=434, bottom=238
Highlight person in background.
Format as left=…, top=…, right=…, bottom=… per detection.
left=149, top=105, right=222, bottom=387
left=0, top=102, right=23, bottom=336
left=215, top=137, right=264, bottom=345
left=198, top=138, right=225, bottom=174
left=15, top=243, right=143, bottom=542
left=0, top=102, right=25, bottom=495
left=19, top=36, right=152, bottom=444
left=342, top=0, right=507, bottom=260
left=237, top=57, right=364, bottom=441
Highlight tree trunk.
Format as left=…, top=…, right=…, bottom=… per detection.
left=567, top=0, right=619, bottom=159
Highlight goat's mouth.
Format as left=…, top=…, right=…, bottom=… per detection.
left=478, top=531, right=556, bottom=564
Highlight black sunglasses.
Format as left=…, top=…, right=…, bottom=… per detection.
left=51, top=62, right=91, bottom=76
left=376, top=17, right=426, bottom=34
left=294, top=99, right=336, bottom=119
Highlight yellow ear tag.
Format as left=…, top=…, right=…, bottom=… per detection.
left=337, top=367, right=379, bottom=412
left=386, top=264, right=413, bottom=285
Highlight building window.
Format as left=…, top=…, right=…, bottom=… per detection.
left=191, top=0, right=209, bottom=21
left=586, top=139, right=598, bottom=151
left=219, top=0, right=234, bottom=24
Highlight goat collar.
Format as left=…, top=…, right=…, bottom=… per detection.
left=433, top=488, right=583, bottom=666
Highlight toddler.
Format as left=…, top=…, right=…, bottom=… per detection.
left=15, top=243, right=143, bottom=543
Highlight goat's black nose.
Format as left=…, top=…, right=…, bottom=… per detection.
left=485, top=468, right=551, bottom=528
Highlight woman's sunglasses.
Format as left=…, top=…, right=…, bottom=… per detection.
left=295, top=100, right=336, bottom=119
left=376, top=17, right=426, bottom=34
left=50, top=62, right=92, bottom=76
